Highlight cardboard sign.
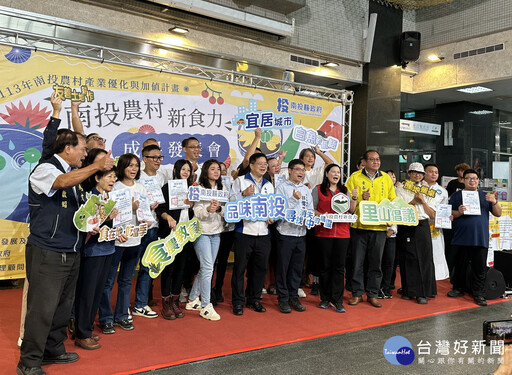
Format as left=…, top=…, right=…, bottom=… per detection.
left=97, top=222, right=148, bottom=242
left=73, top=192, right=117, bottom=232
left=141, top=218, right=202, bottom=278
left=359, top=197, right=418, bottom=226
left=188, top=186, right=229, bottom=203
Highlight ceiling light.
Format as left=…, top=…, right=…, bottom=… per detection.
left=457, top=86, right=493, bottom=94
left=427, top=54, right=444, bottom=62
left=321, top=62, right=339, bottom=67
left=469, top=110, right=493, bottom=115
left=169, top=27, right=189, bottom=34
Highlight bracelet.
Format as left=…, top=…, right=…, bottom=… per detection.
left=351, top=196, right=357, bottom=201
left=492, top=201, right=498, bottom=206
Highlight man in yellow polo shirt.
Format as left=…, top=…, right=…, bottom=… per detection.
left=345, top=150, right=396, bottom=308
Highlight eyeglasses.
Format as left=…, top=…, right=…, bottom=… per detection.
left=464, top=177, right=479, bottom=181
left=367, top=158, right=380, bottom=162
left=144, top=155, right=164, bottom=161
left=90, top=136, right=106, bottom=143
left=186, top=145, right=201, bottom=150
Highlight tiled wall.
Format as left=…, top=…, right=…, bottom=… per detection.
left=413, top=0, right=512, bottom=47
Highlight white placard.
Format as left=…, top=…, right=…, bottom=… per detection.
left=109, top=188, right=132, bottom=226
left=169, top=179, right=190, bottom=210
left=135, top=192, right=154, bottom=223
left=139, top=176, right=165, bottom=204
left=435, top=204, right=452, bottom=229
left=462, top=190, right=481, bottom=215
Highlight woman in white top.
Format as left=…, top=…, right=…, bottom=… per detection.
left=99, top=153, right=147, bottom=332
left=186, top=159, right=226, bottom=320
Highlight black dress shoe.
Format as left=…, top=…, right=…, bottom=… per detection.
left=474, top=296, right=488, bottom=306
left=41, top=352, right=79, bottom=365
left=16, top=362, right=46, bottom=375
left=289, top=298, right=306, bottom=312
left=278, top=301, right=292, bottom=313
left=233, top=304, right=244, bottom=316
left=246, top=301, right=266, bottom=312
left=416, top=297, right=428, bottom=304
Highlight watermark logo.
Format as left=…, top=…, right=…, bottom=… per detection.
left=383, top=336, right=415, bottom=365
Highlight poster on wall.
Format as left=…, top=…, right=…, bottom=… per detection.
left=0, top=46, right=343, bottom=279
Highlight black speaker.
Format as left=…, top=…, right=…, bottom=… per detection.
left=494, top=250, right=512, bottom=286
left=465, top=266, right=506, bottom=300
left=400, top=31, right=421, bottom=62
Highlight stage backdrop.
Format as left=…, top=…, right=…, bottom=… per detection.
left=0, top=46, right=344, bottom=279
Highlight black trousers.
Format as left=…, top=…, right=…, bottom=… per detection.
left=317, top=237, right=349, bottom=304
left=213, top=230, right=235, bottom=291
left=75, top=253, right=114, bottom=339
left=381, top=237, right=397, bottom=293
left=276, top=233, right=306, bottom=302
left=160, top=242, right=190, bottom=297
left=350, top=229, right=386, bottom=298
left=397, top=219, right=437, bottom=298
left=20, top=244, right=80, bottom=367
left=231, top=233, right=270, bottom=305
left=451, top=245, right=488, bottom=297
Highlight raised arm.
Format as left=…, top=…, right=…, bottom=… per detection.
left=314, top=145, right=334, bottom=168
left=71, top=100, right=85, bottom=136
left=240, top=128, right=262, bottom=170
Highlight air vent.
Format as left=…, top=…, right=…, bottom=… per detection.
left=454, top=43, right=504, bottom=60
left=290, top=54, right=320, bottom=67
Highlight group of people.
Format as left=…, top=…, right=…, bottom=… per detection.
left=16, top=94, right=502, bottom=375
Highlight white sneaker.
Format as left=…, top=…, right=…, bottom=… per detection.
left=127, top=307, right=133, bottom=322
left=298, top=288, right=307, bottom=298
left=179, top=288, right=188, bottom=303
left=185, top=297, right=201, bottom=311
left=132, top=305, right=158, bottom=319
left=262, top=288, right=267, bottom=294
left=17, top=337, right=22, bottom=348
left=200, top=303, right=221, bottom=321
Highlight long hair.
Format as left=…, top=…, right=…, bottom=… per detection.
left=116, top=153, right=140, bottom=181
left=319, top=163, right=346, bottom=196
left=173, top=159, right=194, bottom=186
left=198, top=159, right=223, bottom=190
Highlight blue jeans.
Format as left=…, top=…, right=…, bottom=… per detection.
left=134, top=227, right=158, bottom=308
left=190, top=234, right=221, bottom=307
left=99, top=244, right=141, bottom=324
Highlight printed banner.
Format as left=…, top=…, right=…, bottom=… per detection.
left=97, top=222, right=149, bottom=243
left=0, top=219, right=27, bottom=279
left=188, top=186, right=229, bottom=202
left=0, top=47, right=342, bottom=279
left=142, top=217, right=202, bottom=278
left=359, top=197, right=419, bottom=226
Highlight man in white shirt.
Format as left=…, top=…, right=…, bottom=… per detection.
left=230, top=153, right=274, bottom=316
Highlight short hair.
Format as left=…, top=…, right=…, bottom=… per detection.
left=143, top=138, right=158, bottom=148
left=142, top=144, right=161, bottom=156
left=86, top=133, right=99, bottom=142
left=116, top=153, right=141, bottom=181
left=463, top=169, right=479, bottom=178
left=54, top=131, right=81, bottom=154
left=356, top=157, right=364, bottom=167
left=182, top=137, right=199, bottom=148
left=385, top=169, right=395, bottom=175
left=299, top=148, right=315, bottom=160
left=81, top=148, right=108, bottom=191
left=86, top=167, right=117, bottom=193
left=363, top=150, right=379, bottom=160
left=455, top=163, right=471, bottom=172
left=249, top=152, right=267, bottom=164
left=288, top=159, right=305, bottom=170
left=424, top=163, right=439, bottom=171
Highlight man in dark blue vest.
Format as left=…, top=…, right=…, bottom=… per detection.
left=17, top=131, right=113, bottom=375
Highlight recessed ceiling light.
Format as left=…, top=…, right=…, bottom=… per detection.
left=469, top=110, right=493, bottom=115
left=169, top=26, right=189, bottom=34
left=427, top=54, right=444, bottom=62
left=457, top=86, right=493, bottom=94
